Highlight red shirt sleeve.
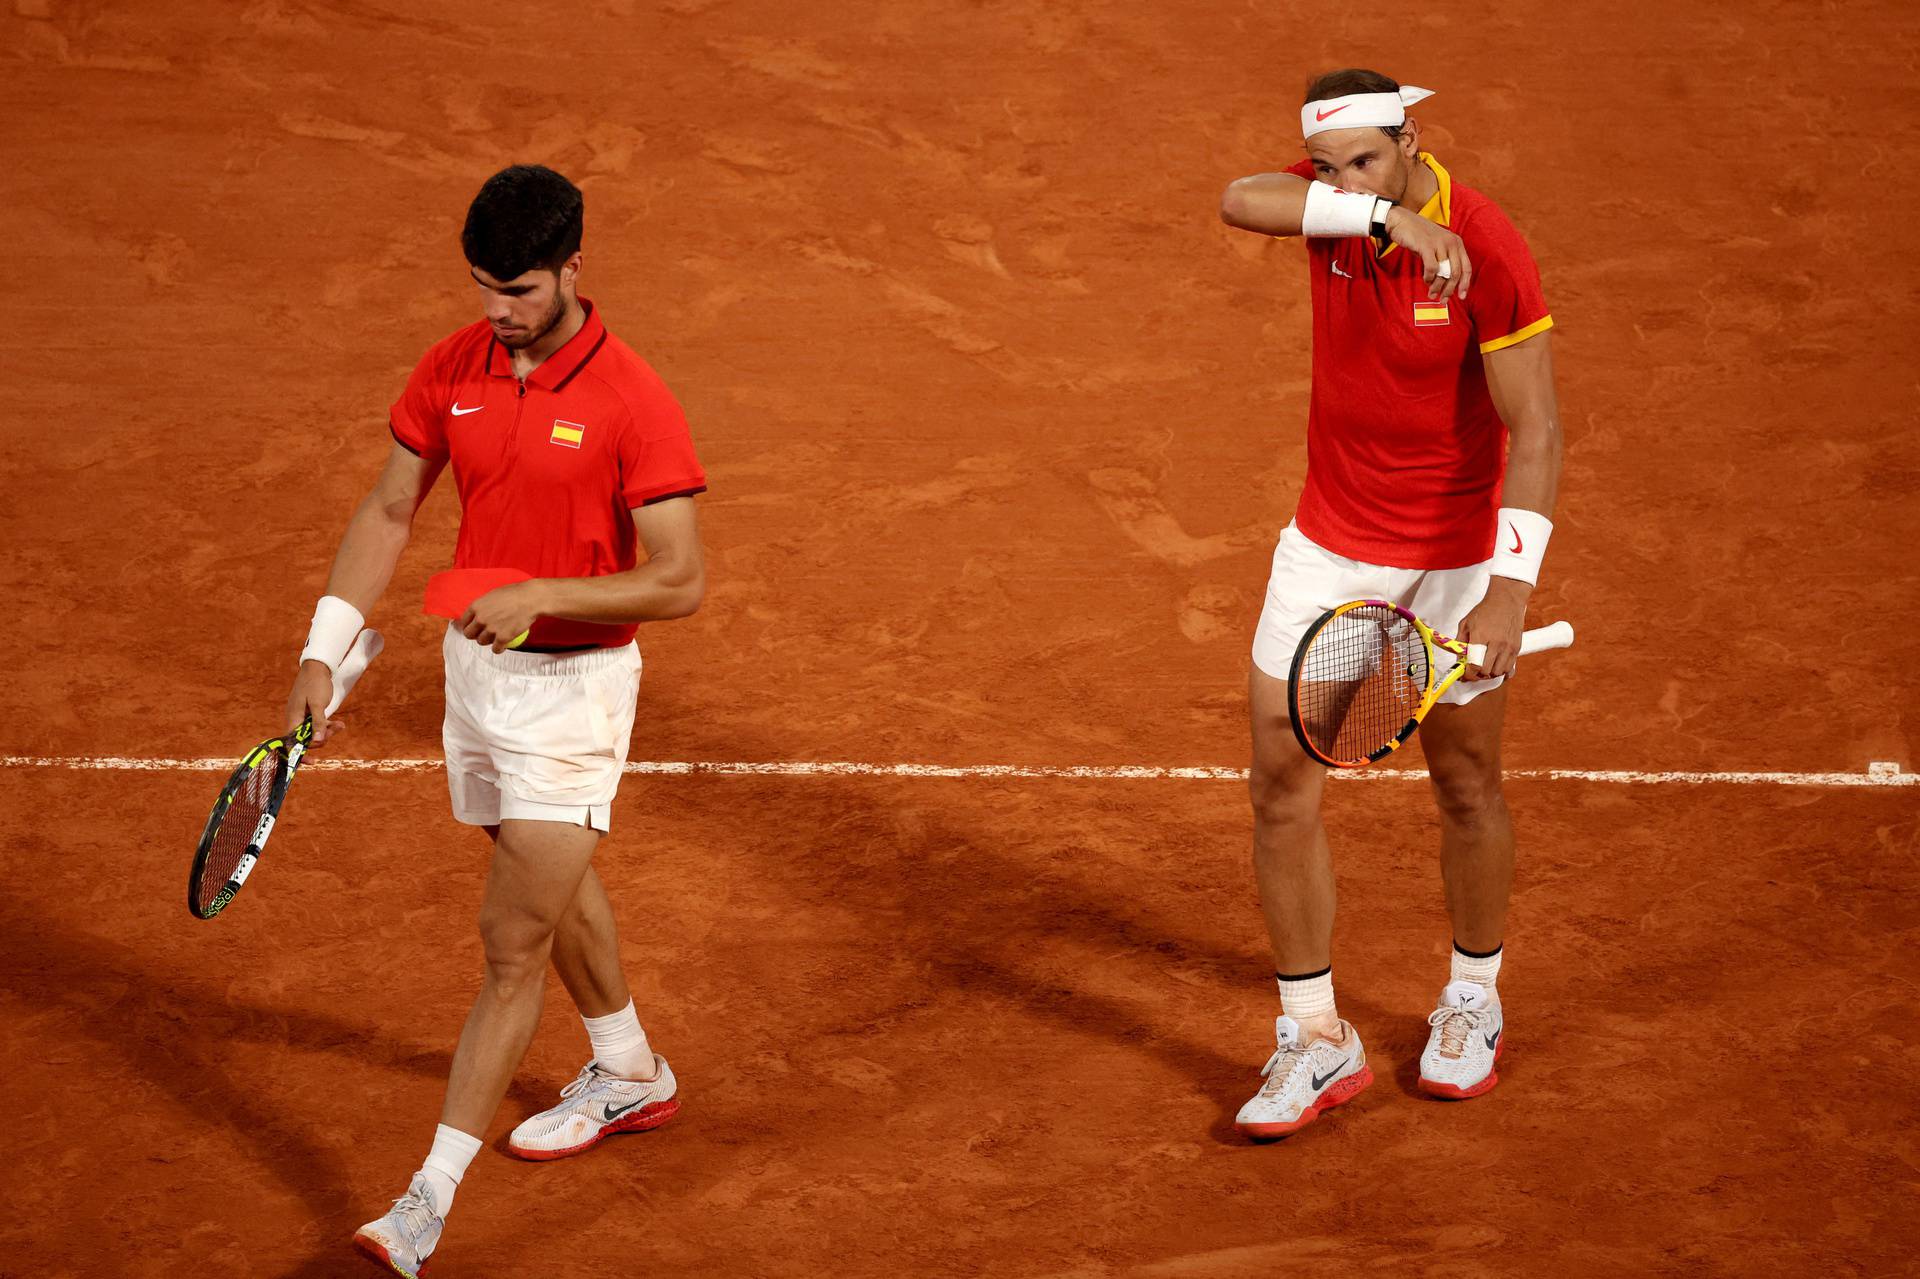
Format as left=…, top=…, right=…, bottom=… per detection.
left=1460, top=205, right=1552, bottom=354
left=389, top=345, right=450, bottom=459
left=1284, top=157, right=1316, bottom=180
left=615, top=381, right=706, bottom=507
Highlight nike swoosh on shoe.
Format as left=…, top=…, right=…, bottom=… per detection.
left=598, top=1096, right=654, bottom=1124
left=1311, top=1058, right=1351, bottom=1091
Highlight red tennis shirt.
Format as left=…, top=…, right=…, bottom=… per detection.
left=389, top=299, right=706, bottom=648
left=1284, top=153, right=1552, bottom=569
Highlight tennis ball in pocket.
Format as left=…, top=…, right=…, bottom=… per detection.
left=507, top=630, right=530, bottom=649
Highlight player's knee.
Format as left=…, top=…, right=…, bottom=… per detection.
left=1249, top=756, right=1321, bottom=830
left=479, top=910, right=557, bottom=986
left=1430, top=765, right=1506, bottom=827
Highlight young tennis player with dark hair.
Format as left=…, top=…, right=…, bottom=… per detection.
left=1217, top=70, right=1564, bottom=1138
left=281, top=163, right=708, bottom=1274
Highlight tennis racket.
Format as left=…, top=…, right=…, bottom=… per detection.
left=1288, top=600, right=1574, bottom=769
left=187, top=628, right=383, bottom=920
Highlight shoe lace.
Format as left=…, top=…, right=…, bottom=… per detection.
left=559, top=1061, right=608, bottom=1102
left=389, top=1185, right=438, bottom=1238
left=1427, top=1005, right=1488, bottom=1058
left=1258, top=1041, right=1310, bottom=1094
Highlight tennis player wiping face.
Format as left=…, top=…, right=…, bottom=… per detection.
left=281, top=164, right=706, bottom=1275
left=1218, top=68, right=1566, bottom=1140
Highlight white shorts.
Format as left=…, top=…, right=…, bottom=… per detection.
left=1250, top=522, right=1504, bottom=706
left=441, top=624, right=643, bottom=832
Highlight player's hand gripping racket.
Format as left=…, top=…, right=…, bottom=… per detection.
left=187, top=629, right=382, bottom=920
left=1287, top=600, right=1573, bottom=768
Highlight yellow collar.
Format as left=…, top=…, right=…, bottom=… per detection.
left=1379, top=152, right=1452, bottom=259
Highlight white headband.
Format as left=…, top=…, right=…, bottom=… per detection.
left=1301, top=85, right=1434, bottom=139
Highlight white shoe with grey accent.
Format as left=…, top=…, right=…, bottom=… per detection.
left=507, top=1055, right=680, bottom=1160
left=1419, top=979, right=1505, bottom=1099
left=352, top=1175, right=442, bottom=1278
left=1234, top=1015, right=1374, bottom=1140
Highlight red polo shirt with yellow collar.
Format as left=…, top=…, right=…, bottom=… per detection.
left=388, top=298, right=706, bottom=648
left=1282, top=152, right=1552, bottom=569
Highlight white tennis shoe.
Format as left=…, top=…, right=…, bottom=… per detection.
left=507, top=1055, right=680, bottom=1160
left=1419, top=980, right=1505, bottom=1099
left=1235, top=1015, right=1373, bottom=1140
left=352, top=1175, right=442, bottom=1278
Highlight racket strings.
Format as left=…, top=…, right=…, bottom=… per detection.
left=1295, top=607, right=1428, bottom=763
left=194, top=753, right=285, bottom=912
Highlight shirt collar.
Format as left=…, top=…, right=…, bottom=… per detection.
left=483, top=298, right=608, bottom=391
left=1377, top=153, right=1453, bottom=261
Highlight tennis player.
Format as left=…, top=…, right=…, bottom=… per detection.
left=280, top=165, right=707, bottom=1274
left=1217, top=69, right=1563, bottom=1138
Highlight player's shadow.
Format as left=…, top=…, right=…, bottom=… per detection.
left=0, top=888, right=554, bottom=1237
left=643, top=738, right=1277, bottom=1138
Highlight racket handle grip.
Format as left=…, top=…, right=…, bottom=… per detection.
left=325, top=628, right=385, bottom=718
left=1461, top=620, right=1574, bottom=668
left=1518, top=619, right=1575, bottom=656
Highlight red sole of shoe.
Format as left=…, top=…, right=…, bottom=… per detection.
left=507, top=1098, right=681, bottom=1162
left=352, top=1230, right=425, bottom=1277
left=1237, top=1065, right=1375, bottom=1141
left=1419, top=1041, right=1504, bottom=1100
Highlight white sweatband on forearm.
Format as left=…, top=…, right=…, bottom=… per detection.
left=299, top=595, right=365, bottom=672
left=1490, top=507, right=1553, bottom=586
left=1301, top=181, right=1383, bottom=237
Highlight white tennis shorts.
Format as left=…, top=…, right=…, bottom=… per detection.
left=1250, top=522, right=1505, bottom=706
left=441, top=624, right=643, bottom=831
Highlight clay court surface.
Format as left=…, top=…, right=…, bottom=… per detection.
left=3, top=1, right=1917, bottom=1275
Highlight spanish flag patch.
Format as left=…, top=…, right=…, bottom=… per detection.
left=1412, top=299, right=1450, bottom=327
left=550, top=419, right=585, bottom=449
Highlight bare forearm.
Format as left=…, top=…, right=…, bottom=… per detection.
left=1500, top=422, right=1562, bottom=518
left=536, top=560, right=703, bottom=625
left=1220, top=173, right=1310, bottom=236
left=322, top=495, right=413, bottom=615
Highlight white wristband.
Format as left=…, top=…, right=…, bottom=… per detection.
left=1490, top=508, right=1553, bottom=586
left=1301, top=181, right=1378, bottom=237
left=299, top=595, right=365, bottom=672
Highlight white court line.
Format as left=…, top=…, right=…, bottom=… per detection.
left=0, top=756, right=1911, bottom=786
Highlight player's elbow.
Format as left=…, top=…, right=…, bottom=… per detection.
left=664, top=564, right=705, bottom=619
left=1219, top=180, right=1256, bottom=229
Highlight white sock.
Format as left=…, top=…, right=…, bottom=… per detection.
left=1451, top=943, right=1503, bottom=993
left=582, top=999, right=654, bottom=1079
left=1276, top=966, right=1337, bottom=1024
left=417, top=1123, right=482, bottom=1218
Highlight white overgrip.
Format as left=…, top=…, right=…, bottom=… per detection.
left=324, top=628, right=385, bottom=718
left=1461, top=620, right=1573, bottom=670
left=1518, top=620, right=1575, bottom=656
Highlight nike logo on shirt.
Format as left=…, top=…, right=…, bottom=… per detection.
left=451, top=403, right=484, bottom=416
left=1332, top=262, right=1354, bottom=279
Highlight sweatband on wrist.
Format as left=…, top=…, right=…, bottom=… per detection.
left=1301, top=181, right=1379, bottom=237
left=299, top=595, right=364, bottom=672
left=1490, top=507, right=1553, bottom=586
